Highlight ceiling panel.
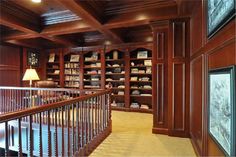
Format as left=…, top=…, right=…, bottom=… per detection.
left=105, top=0, right=176, bottom=16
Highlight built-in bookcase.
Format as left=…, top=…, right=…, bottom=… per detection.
left=105, top=49, right=126, bottom=109
left=64, top=53, right=80, bottom=88
left=129, top=48, right=152, bottom=112
left=83, top=51, right=102, bottom=89
left=45, top=45, right=153, bottom=113
left=46, top=52, right=60, bottom=87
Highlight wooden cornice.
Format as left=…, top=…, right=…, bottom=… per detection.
left=57, top=0, right=123, bottom=44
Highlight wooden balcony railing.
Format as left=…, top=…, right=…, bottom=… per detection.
left=0, top=87, right=112, bottom=156
left=0, top=86, right=100, bottom=114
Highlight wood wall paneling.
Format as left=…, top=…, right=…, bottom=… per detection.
left=208, top=40, right=235, bottom=70
left=172, top=63, right=185, bottom=131
left=190, top=0, right=236, bottom=156
left=0, top=45, right=21, bottom=86
left=190, top=54, right=204, bottom=156
left=190, top=0, right=203, bottom=56
left=156, top=63, right=164, bottom=125
left=172, top=22, right=186, bottom=58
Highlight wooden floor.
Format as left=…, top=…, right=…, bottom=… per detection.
left=91, top=111, right=196, bottom=156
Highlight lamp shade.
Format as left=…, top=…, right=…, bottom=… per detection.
left=23, top=68, right=40, bottom=81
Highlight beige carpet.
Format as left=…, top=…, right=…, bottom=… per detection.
left=90, top=111, right=196, bottom=157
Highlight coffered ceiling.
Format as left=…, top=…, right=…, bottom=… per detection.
left=0, top=0, right=193, bottom=49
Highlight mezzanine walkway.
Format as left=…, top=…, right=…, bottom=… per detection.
left=91, top=111, right=196, bottom=157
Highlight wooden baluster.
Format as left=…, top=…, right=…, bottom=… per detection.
left=19, top=90, right=22, bottom=110
left=39, top=113, right=43, bottom=157
left=10, top=89, right=12, bottom=112
left=86, top=100, right=89, bottom=144
left=28, top=115, right=33, bottom=157
left=94, top=97, right=96, bottom=136
left=13, top=90, right=15, bottom=112
left=3, top=90, right=5, bottom=113
left=81, top=101, right=84, bottom=148
left=85, top=100, right=88, bottom=145
left=72, top=104, right=75, bottom=155
left=0, top=89, right=1, bottom=112
left=98, top=96, right=100, bottom=133
left=101, top=95, right=104, bottom=130
left=91, top=97, right=94, bottom=139
left=88, top=98, right=91, bottom=141
left=76, top=102, right=79, bottom=151
left=47, top=110, right=52, bottom=157
left=5, top=122, right=9, bottom=157
left=54, top=109, right=58, bottom=157
left=67, top=105, right=70, bottom=156
left=61, top=107, right=65, bottom=156
left=100, top=95, right=103, bottom=131
left=2, top=89, right=3, bottom=111
left=107, top=94, right=110, bottom=126
left=5, top=90, right=7, bottom=113
left=18, top=118, right=22, bottom=157
left=0, top=90, right=1, bottom=113
left=104, top=94, right=107, bottom=127
left=16, top=90, right=18, bottom=111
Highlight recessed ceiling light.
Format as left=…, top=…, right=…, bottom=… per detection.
left=32, top=0, right=41, bottom=3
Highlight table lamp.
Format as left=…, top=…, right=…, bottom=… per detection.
left=22, top=68, right=39, bottom=107
left=22, top=68, right=40, bottom=87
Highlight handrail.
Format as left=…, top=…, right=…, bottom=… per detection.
left=0, top=86, right=104, bottom=114
left=0, top=86, right=104, bottom=92
left=0, top=89, right=111, bottom=123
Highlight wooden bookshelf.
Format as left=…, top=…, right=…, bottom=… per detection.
left=64, top=53, right=80, bottom=88
left=45, top=46, right=153, bottom=113
left=83, top=51, right=102, bottom=89
left=46, top=52, right=61, bottom=87
left=129, top=48, right=152, bottom=111
left=105, top=49, right=126, bottom=110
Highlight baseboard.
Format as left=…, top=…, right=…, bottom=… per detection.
left=190, top=132, right=202, bottom=156
left=152, top=127, right=169, bottom=135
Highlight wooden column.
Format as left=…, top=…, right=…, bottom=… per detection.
left=124, top=48, right=130, bottom=109
left=100, top=49, right=106, bottom=89
left=151, top=18, right=190, bottom=137
left=80, top=50, right=84, bottom=90
left=151, top=21, right=169, bottom=134
left=168, top=18, right=190, bottom=137
left=60, top=48, right=65, bottom=88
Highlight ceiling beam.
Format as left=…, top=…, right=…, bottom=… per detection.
left=41, top=20, right=95, bottom=36
left=5, top=40, right=40, bottom=49
left=2, top=32, right=39, bottom=41
left=41, top=35, right=76, bottom=47
left=57, top=0, right=123, bottom=43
